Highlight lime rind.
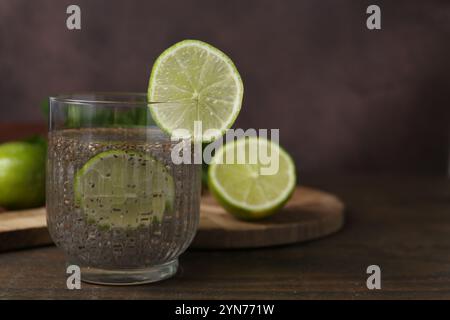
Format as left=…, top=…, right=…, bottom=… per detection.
left=148, top=39, right=243, bottom=143
left=0, top=141, right=46, bottom=209
left=74, top=149, right=175, bottom=230
left=208, top=137, right=296, bottom=220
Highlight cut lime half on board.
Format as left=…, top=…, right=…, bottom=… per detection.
left=148, top=40, right=243, bottom=142
left=208, top=137, right=296, bottom=220
left=74, top=150, right=174, bottom=229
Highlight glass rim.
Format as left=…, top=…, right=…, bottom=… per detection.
left=50, top=92, right=162, bottom=106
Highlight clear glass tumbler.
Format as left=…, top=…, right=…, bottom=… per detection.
left=47, top=93, right=201, bottom=285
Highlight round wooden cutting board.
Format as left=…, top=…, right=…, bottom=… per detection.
left=191, top=186, right=345, bottom=249
left=0, top=186, right=344, bottom=252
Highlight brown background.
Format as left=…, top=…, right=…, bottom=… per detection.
left=0, top=0, right=448, bottom=174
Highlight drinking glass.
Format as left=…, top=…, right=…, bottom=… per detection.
left=47, top=93, right=201, bottom=285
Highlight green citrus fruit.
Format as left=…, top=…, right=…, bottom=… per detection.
left=74, top=150, right=175, bottom=229
left=208, top=137, right=296, bottom=220
left=148, top=39, right=243, bottom=142
left=0, top=141, right=46, bottom=209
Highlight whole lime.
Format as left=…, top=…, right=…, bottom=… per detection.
left=0, top=140, right=46, bottom=209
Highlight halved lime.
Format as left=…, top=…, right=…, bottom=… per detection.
left=74, top=150, right=174, bottom=229
left=148, top=40, right=243, bottom=142
left=208, top=137, right=296, bottom=220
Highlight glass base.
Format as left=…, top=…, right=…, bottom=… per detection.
left=78, top=259, right=178, bottom=285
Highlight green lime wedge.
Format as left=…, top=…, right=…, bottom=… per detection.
left=148, top=40, right=243, bottom=142
left=74, top=150, right=174, bottom=229
left=208, top=137, right=296, bottom=220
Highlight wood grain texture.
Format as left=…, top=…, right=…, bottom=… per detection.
left=0, top=208, right=51, bottom=252
left=0, top=175, right=449, bottom=299
left=192, top=187, right=344, bottom=248
left=0, top=187, right=344, bottom=252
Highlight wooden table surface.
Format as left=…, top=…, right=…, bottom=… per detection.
left=0, top=174, right=449, bottom=299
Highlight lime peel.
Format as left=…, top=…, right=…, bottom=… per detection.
left=208, top=137, right=296, bottom=220
left=148, top=39, right=243, bottom=142
left=74, top=150, right=175, bottom=229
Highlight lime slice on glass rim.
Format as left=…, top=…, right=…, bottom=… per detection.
left=74, top=150, right=174, bottom=230
left=208, top=137, right=296, bottom=220
left=148, top=40, right=243, bottom=142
